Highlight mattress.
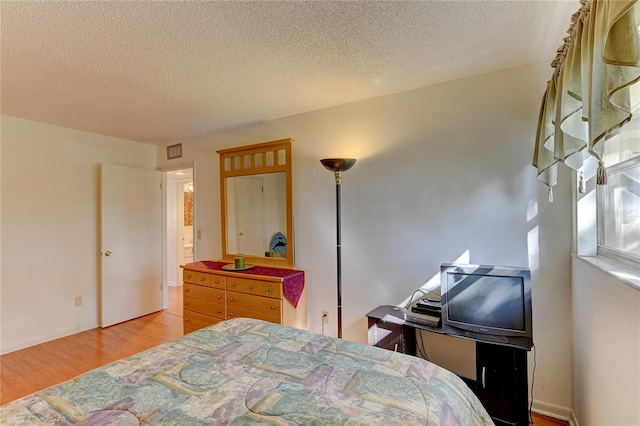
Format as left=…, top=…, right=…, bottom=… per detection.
left=0, top=318, right=493, bottom=425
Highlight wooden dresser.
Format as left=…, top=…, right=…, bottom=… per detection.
left=182, top=261, right=307, bottom=334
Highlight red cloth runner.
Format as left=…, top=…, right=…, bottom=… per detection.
left=185, top=261, right=305, bottom=308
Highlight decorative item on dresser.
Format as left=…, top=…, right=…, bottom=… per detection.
left=181, top=260, right=307, bottom=334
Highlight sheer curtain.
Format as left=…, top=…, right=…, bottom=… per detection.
left=533, top=0, right=639, bottom=200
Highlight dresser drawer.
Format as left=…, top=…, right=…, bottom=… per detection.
left=184, top=297, right=226, bottom=319
left=227, top=278, right=282, bottom=299
left=207, top=273, right=226, bottom=290
left=183, top=270, right=197, bottom=284
left=226, top=276, right=244, bottom=292
left=241, top=279, right=262, bottom=296
left=183, top=310, right=221, bottom=331
left=183, top=283, right=225, bottom=303
left=259, top=281, right=282, bottom=299
left=227, top=305, right=280, bottom=324
left=193, top=272, right=226, bottom=290
left=184, top=284, right=225, bottom=318
left=227, top=291, right=282, bottom=317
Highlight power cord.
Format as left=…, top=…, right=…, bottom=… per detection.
left=415, top=329, right=430, bottom=362
left=404, top=287, right=442, bottom=309
left=406, top=287, right=440, bottom=362
left=529, top=342, right=537, bottom=425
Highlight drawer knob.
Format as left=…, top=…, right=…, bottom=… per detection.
left=230, top=312, right=235, bottom=317
left=186, top=274, right=192, bottom=279
left=214, top=279, right=219, bottom=284
left=270, top=306, right=275, bottom=310
left=185, top=288, right=189, bottom=292
left=217, top=295, right=221, bottom=300
left=199, top=277, right=205, bottom=281
left=217, top=309, right=222, bottom=314
left=184, top=302, right=189, bottom=305
left=231, top=282, right=237, bottom=287
left=230, top=297, right=235, bottom=302
left=268, top=288, right=273, bottom=293
left=185, top=318, right=189, bottom=321
left=249, top=285, right=254, bottom=290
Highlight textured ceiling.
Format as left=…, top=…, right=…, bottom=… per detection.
left=1, top=1, right=576, bottom=144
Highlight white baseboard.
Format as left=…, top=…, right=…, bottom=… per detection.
left=1, top=321, right=99, bottom=355
left=532, top=400, right=575, bottom=424
left=569, top=411, right=579, bottom=426
left=167, top=281, right=177, bottom=287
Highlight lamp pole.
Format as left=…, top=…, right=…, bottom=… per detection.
left=335, top=173, right=343, bottom=338
left=320, top=158, right=356, bottom=338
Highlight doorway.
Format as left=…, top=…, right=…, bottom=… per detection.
left=162, top=165, right=194, bottom=312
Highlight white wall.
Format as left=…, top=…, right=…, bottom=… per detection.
left=157, top=64, right=573, bottom=415
left=0, top=115, right=157, bottom=353
left=572, top=257, right=640, bottom=425
left=571, top=154, right=640, bottom=425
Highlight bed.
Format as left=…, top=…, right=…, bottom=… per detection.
left=0, top=318, right=493, bottom=425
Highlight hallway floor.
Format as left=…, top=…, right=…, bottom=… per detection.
left=166, top=284, right=183, bottom=317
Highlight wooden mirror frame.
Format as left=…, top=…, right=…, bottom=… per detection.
left=217, top=138, right=294, bottom=268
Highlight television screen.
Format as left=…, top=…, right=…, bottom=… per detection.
left=445, top=273, right=525, bottom=331
left=440, top=264, right=533, bottom=349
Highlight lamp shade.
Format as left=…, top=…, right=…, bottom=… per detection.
left=320, top=158, right=357, bottom=173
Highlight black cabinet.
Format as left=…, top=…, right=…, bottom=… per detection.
left=476, top=342, right=529, bottom=426
left=367, top=313, right=416, bottom=354
left=366, top=305, right=530, bottom=426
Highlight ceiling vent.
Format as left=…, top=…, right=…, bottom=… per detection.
left=166, top=143, right=182, bottom=160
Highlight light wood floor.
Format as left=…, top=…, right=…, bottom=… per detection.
left=0, top=287, right=568, bottom=425
left=533, top=414, right=571, bottom=426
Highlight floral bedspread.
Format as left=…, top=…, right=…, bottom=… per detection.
left=0, top=318, right=493, bottom=425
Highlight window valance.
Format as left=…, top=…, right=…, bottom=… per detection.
left=533, top=0, right=639, bottom=201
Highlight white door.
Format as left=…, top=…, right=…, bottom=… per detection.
left=101, top=164, right=162, bottom=328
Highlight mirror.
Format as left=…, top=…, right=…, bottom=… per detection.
left=217, top=139, right=294, bottom=267
left=225, top=173, right=286, bottom=257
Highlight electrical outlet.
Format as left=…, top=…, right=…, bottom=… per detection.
left=322, top=311, right=329, bottom=324
left=75, top=296, right=82, bottom=307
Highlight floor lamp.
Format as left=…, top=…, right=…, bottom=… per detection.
left=320, top=158, right=356, bottom=338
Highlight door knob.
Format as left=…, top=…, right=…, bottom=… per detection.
left=105, top=251, right=113, bottom=256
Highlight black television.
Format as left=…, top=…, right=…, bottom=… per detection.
left=440, top=263, right=533, bottom=350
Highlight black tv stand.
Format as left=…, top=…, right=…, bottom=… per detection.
left=366, top=305, right=530, bottom=426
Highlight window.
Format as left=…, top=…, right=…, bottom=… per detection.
left=597, top=110, right=640, bottom=267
